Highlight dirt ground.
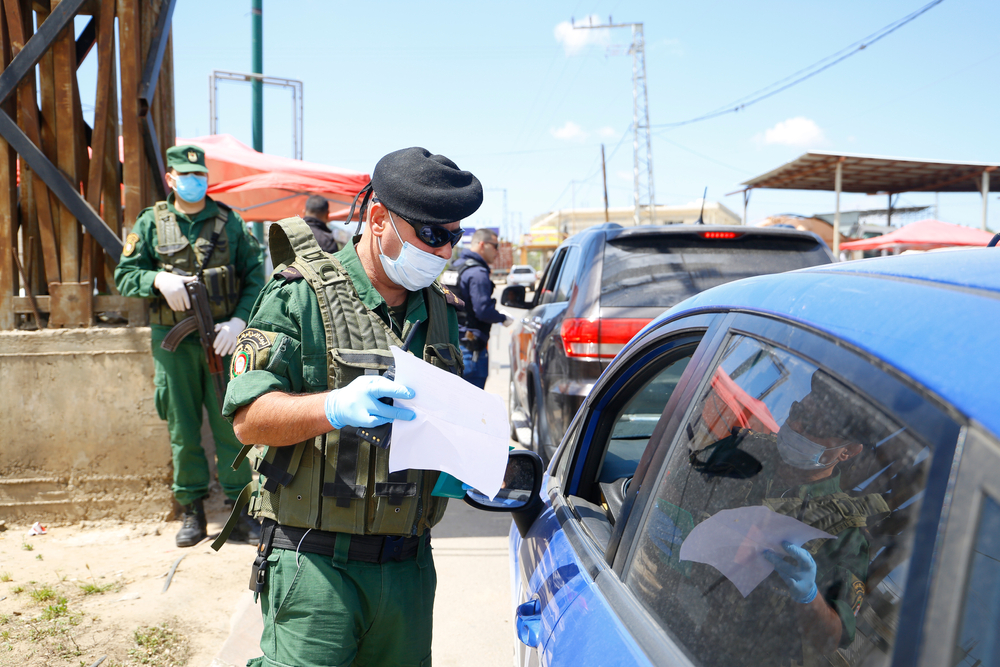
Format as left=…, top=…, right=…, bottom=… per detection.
left=0, top=492, right=257, bottom=667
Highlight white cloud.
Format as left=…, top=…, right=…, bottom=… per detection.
left=597, top=126, right=618, bottom=139
left=552, top=121, right=588, bottom=142
left=756, top=117, right=826, bottom=147
left=554, top=15, right=611, bottom=55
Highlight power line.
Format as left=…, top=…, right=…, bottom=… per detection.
left=654, top=0, right=944, bottom=129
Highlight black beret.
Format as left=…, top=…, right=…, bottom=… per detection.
left=371, top=147, right=483, bottom=226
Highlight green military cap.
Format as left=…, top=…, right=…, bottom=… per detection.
left=167, top=144, right=208, bottom=174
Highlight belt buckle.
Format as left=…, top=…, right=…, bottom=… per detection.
left=380, top=535, right=406, bottom=563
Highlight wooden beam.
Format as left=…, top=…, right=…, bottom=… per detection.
left=117, top=0, right=144, bottom=232
left=4, top=0, right=59, bottom=285
left=13, top=293, right=142, bottom=313
left=0, top=1, right=15, bottom=330
left=53, top=0, right=81, bottom=285
left=85, top=0, right=114, bottom=209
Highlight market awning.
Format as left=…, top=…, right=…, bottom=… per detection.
left=177, top=134, right=370, bottom=222
left=840, top=219, right=995, bottom=252
left=740, top=151, right=1000, bottom=195
left=734, top=151, right=1000, bottom=255
left=207, top=171, right=360, bottom=223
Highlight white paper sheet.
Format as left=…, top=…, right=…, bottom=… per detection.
left=388, top=346, right=510, bottom=499
left=678, top=505, right=835, bottom=597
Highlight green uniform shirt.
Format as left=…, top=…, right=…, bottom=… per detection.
left=114, top=194, right=265, bottom=331
left=223, top=239, right=461, bottom=419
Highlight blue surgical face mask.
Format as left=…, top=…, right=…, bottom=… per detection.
left=776, top=424, right=845, bottom=470
left=173, top=174, right=208, bottom=203
left=377, top=210, right=448, bottom=291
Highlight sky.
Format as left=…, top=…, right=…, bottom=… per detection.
left=80, top=0, right=1000, bottom=238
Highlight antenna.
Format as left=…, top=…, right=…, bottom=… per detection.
left=696, top=187, right=707, bottom=225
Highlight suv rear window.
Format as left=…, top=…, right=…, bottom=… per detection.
left=601, top=234, right=830, bottom=308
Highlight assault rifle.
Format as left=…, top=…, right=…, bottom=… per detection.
left=161, top=278, right=228, bottom=411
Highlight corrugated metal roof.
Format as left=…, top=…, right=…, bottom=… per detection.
left=740, top=151, right=1000, bottom=194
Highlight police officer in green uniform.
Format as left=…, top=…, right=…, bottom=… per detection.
left=114, top=145, right=265, bottom=548
left=220, top=147, right=479, bottom=667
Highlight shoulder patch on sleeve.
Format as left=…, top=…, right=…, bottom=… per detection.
left=440, top=285, right=465, bottom=309
left=849, top=574, right=866, bottom=616
left=276, top=266, right=304, bottom=282
left=231, top=328, right=276, bottom=378
left=122, top=233, right=140, bottom=257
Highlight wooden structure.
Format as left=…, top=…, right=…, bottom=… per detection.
left=0, top=0, right=176, bottom=330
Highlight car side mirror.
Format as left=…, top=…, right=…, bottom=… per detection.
left=464, top=450, right=545, bottom=537
left=500, top=285, right=529, bottom=309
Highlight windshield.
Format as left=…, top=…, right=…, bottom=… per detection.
left=601, top=235, right=830, bottom=308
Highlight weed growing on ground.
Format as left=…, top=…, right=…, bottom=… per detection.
left=129, top=622, right=189, bottom=667
left=79, top=581, right=114, bottom=595
left=11, top=585, right=23, bottom=594
left=35, top=554, right=43, bottom=561
left=30, top=585, right=57, bottom=603
left=40, top=596, right=69, bottom=620
left=20, top=542, right=33, bottom=551
left=0, top=571, right=11, bottom=582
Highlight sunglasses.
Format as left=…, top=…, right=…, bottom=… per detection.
left=373, top=197, right=465, bottom=248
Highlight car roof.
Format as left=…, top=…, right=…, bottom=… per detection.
left=649, top=248, right=1000, bottom=435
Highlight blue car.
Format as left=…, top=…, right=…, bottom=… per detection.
left=470, top=249, right=1000, bottom=667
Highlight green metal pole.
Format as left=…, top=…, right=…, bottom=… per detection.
left=251, top=0, right=264, bottom=242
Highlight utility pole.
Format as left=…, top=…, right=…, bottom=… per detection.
left=251, top=0, right=264, bottom=241
left=573, top=17, right=655, bottom=226
left=601, top=144, right=609, bottom=222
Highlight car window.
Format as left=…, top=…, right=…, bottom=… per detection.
left=553, top=247, right=581, bottom=303
left=623, top=333, right=949, bottom=667
left=597, top=355, right=692, bottom=484
left=601, top=235, right=830, bottom=309
left=952, top=494, right=1000, bottom=666
left=537, top=249, right=566, bottom=305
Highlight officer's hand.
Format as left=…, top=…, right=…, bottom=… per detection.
left=324, top=375, right=416, bottom=430
left=763, top=541, right=818, bottom=604
left=502, top=315, right=514, bottom=328
left=153, top=271, right=196, bottom=311
left=213, top=317, right=246, bottom=356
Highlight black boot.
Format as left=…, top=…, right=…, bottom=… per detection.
left=225, top=499, right=261, bottom=546
left=175, top=498, right=207, bottom=548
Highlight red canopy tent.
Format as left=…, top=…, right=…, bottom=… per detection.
left=176, top=134, right=370, bottom=222
left=840, top=219, right=995, bottom=252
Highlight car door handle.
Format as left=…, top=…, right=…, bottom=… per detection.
left=515, top=596, right=541, bottom=648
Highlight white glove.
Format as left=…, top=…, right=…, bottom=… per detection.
left=502, top=315, right=514, bottom=328
left=153, top=271, right=196, bottom=311
left=213, top=317, right=246, bottom=356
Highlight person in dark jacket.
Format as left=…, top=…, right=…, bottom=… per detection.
left=454, top=228, right=512, bottom=388
left=302, top=194, right=339, bottom=253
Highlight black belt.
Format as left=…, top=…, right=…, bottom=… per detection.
left=266, top=520, right=428, bottom=564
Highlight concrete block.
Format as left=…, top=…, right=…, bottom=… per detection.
left=0, top=327, right=173, bottom=524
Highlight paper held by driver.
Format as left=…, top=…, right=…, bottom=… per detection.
left=389, top=346, right=509, bottom=500
left=679, top=506, right=835, bottom=597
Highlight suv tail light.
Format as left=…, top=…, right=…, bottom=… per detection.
left=560, top=318, right=652, bottom=359
left=699, top=231, right=741, bottom=239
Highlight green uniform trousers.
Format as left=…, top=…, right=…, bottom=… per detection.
left=250, top=539, right=437, bottom=667
left=150, top=328, right=250, bottom=506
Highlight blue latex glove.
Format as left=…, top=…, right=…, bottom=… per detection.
left=763, top=541, right=818, bottom=604
left=324, top=375, right=416, bottom=429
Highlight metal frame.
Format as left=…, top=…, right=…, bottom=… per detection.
left=209, top=70, right=303, bottom=160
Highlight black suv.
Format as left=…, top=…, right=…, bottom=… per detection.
left=501, top=223, right=834, bottom=463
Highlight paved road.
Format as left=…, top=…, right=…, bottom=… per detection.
left=214, top=303, right=523, bottom=667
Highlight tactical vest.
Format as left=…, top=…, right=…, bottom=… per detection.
left=149, top=201, right=241, bottom=326
left=228, top=218, right=462, bottom=540
left=763, top=491, right=890, bottom=553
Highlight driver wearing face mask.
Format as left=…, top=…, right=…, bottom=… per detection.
left=692, top=371, right=891, bottom=662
